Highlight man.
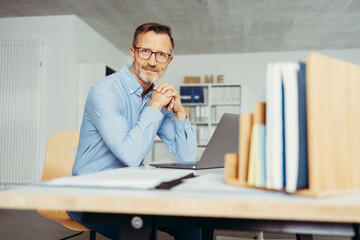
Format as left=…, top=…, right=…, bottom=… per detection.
left=68, top=23, right=200, bottom=239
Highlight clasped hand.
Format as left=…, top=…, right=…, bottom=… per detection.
left=149, top=82, right=186, bottom=120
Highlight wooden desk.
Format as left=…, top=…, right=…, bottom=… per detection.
left=1, top=177, right=360, bottom=240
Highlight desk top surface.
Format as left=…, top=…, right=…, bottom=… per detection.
left=1, top=173, right=360, bottom=224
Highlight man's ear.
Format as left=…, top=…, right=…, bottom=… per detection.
left=130, top=48, right=135, bottom=62
left=167, top=56, right=173, bottom=65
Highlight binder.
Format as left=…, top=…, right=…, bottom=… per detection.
left=180, top=87, right=204, bottom=103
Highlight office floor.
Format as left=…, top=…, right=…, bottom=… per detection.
left=0, top=209, right=351, bottom=240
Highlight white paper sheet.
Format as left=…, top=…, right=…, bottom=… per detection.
left=37, top=167, right=195, bottom=189
left=172, top=173, right=278, bottom=196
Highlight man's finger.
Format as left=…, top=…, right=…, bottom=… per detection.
left=165, top=91, right=176, bottom=97
left=154, top=82, right=169, bottom=92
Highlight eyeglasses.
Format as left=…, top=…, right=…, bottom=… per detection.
left=135, top=47, right=172, bottom=63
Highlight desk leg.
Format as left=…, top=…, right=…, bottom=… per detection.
left=352, top=224, right=360, bottom=240
left=90, top=230, right=96, bottom=240
left=296, top=234, right=313, bottom=240
left=118, top=215, right=156, bottom=240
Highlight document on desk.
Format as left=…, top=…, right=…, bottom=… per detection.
left=172, top=173, right=264, bottom=194
left=172, top=173, right=285, bottom=197
left=36, top=168, right=195, bottom=190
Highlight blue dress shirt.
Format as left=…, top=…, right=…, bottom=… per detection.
left=72, top=64, right=197, bottom=175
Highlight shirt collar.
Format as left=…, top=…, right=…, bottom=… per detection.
left=123, top=64, right=154, bottom=96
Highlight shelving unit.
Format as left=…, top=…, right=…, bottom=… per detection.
left=180, top=83, right=241, bottom=150
left=146, top=83, right=241, bottom=163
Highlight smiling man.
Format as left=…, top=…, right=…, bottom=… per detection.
left=68, top=23, right=200, bottom=239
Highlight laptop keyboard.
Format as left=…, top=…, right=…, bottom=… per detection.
left=171, top=161, right=197, bottom=166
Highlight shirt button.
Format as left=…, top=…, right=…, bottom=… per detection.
left=130, top=90, right=134, bottom=94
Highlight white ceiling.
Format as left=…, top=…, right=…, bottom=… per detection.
left=1, top=0, right=360, bottom=55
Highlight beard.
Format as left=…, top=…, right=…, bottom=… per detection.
left=132, top=61, right=164, bottom=83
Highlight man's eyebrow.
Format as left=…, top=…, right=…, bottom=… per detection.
left=139, top=46, right=171, bottom=54
left=145, top=47, right=171, bottom=55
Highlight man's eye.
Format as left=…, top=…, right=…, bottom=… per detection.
left=142, top=49, right=150, bottom=53
left=158, top=52, right=165, bottom=57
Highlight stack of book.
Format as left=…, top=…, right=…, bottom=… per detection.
left=225, top=53, right=360, bottom=197
left=235, top=59, right=307, bottom=193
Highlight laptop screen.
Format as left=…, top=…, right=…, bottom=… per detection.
left=197, top=113, right=239, bottom=169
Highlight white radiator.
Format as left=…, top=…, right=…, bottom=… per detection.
left=0, top=40, right=43, bottom=184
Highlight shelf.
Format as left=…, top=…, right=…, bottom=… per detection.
left=181, top=83, right=241, bottom=87
left=211, top=103, right=241, bottom=106
left=180, top=83, right=241, bottom=149
left=183, top=103, right=208, bottom=106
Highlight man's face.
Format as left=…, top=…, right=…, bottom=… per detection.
left=130, top=31, right=173, bottom=84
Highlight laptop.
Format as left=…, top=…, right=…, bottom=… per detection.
left=150, top=113, right=239, bottom=170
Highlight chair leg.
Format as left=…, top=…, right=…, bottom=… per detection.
left=90, top=230, right=96, bottom=240
left=58, top=230, right=96, bottom=240
left=202, top=229, right=214, bottom=240
left=59, top=231, right=84, bottom=240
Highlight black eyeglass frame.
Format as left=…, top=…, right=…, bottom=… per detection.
left=134, top=47, right=172, bottom=63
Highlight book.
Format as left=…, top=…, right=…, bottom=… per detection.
left=266, top=61, right=308, bottom=192
left=282, top=62, right=308, bottom=193
left=266, top=63, right=284, bottom=190
left=297, top=62, right=308, bottom=191
left=258, top=124, right=266, bottom=187
left=238, top=113, right=253, bottom=184
left=247, top=102, right=266, bottom=187
left=247, top=125, right=258, bottom=186
left=265, top=63, right=274, bottom=189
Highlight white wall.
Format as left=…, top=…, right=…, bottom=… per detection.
left=75, top=17, right=129, bottom=71
left=164, top=49, right=360, bottom=113
left=0, top=16, right=78, bottom=179
left=0, top=15, right=128, bottom=181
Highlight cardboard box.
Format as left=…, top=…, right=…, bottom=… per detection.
left=183, top=106, right=191, bottom=120
left=184, top=76, right=201, bottom=84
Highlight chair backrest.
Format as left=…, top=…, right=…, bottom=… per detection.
left=38, top=131, right=92, bottom=232
left=41, top=131, right=80, bottom=181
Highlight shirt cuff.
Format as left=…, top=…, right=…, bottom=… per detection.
left=174, top=115, right=191, bottom=132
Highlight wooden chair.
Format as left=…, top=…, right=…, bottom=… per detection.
left=37, top=131, right=96, bottom=240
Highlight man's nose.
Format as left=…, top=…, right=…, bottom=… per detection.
left=147, top=53, right=157, bottom=65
